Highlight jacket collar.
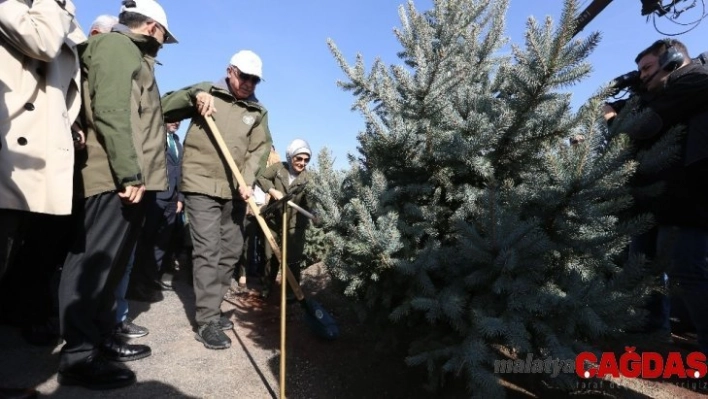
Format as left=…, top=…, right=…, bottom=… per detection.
left=212, top=78, right=264, bottom=111
left=112, top=24, right=163, bottom=57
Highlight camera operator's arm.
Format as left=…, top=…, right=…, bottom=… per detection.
left=0, top=0, right=78, bottom=62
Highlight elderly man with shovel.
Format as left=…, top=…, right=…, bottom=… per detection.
left=161, top=50, right=272, bottom=350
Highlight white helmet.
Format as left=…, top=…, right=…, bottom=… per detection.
left=120, top=0, right=177, bottom=44
left=230, top=50, right=263, bottom=79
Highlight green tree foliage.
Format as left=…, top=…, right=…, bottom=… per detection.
left=313, top=0, right=656, bottom=396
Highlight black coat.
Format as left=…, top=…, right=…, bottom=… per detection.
left=631, top=63, right=708, bottom=227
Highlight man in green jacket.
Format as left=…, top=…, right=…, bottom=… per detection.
left=57, top=0, right=177, bottom=390
left=162, top=50, right=272, bottom=350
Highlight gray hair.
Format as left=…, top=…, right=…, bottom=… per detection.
left=90, top=14, right=119, bottom=34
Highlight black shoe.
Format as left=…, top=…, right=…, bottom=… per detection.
left=58, top=355, right=136, bottom=390
left=156, top=272, right=175, bottom=291
left=158, top=279, right=174, bottom=291
left=114, top=319, right=149, bottom=339
left=126, top=286, right=164, bottom=303
left=219, top=315, right=233, bottom=331
left=0, top=386, right=38, bottom=399
left=195, top=322, right=231, bottom=349
left=101, top=337, right=151, bottom=362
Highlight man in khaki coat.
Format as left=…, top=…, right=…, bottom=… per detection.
left=162, top=49, right=272, bottom=350
left=0, top=0, right=85, bottom=282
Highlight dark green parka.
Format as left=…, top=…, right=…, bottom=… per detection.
left=77, top=29, right=167, bottom=197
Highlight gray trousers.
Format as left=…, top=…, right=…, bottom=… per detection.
left=185, top=194, right=245, bottom=325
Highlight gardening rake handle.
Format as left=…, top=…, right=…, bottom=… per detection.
left=204, top=116, right=305, bottom=301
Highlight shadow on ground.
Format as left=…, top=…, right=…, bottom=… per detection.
left=0, top=326, right=197, bottom=399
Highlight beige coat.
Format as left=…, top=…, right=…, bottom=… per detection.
left=0, top=0, right=85, bottom=215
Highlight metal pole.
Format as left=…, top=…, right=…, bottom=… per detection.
left=280, top=205, right=288, bottom=399
left=573, top=0, right=613, bottom=37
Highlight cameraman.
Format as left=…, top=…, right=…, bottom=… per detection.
left=605, top=39, right=708, bottom=355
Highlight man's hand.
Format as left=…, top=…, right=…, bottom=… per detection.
left=118, top=184, right=146, bottom=204
left=602, top=104, right=617, bottom=121
left=269, top=188, right=283, bottom=201
left=195, top=91, right=216, bottom=117
left=239, top=186, right=254, bottom=201
left=176, top=200, right=183, bottom=214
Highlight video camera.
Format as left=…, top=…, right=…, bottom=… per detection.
left=609, top=70, right=641, bottom=94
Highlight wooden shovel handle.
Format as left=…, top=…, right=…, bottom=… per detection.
left=204, top=116, right=304, bottom=300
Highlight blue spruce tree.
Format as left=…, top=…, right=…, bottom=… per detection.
left=312, top=0, right=658, bottom=396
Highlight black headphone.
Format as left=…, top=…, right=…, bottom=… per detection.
left=657, top=39, right=685, bottom=71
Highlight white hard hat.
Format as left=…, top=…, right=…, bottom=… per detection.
left=120, top=0, right=177, bottom=44
left=230, top=50, right=263, bottom=79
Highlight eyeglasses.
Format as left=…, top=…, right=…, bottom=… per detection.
left=293, top=155, right=310, bottom=164
left=234, top=68, right=261, bottom=85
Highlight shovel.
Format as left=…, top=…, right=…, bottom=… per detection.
left=203, top=116, right=339, bottom=341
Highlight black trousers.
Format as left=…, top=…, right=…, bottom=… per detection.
left=0, top=209, right=26, bottom=284
left=130, top=194, right=179, bottom=290
left=58, top=192, right=145, bottom=367
left=0, top=210, right=73, bottom=325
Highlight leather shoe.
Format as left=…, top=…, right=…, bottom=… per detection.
left=58, top=355, right=136, bottom=390
left=101, top=337, right=151, bottom=362
left=0, top=387, right=38, bottom=399
left=114, top=318, right=149, bottom=339
left=158, top=279, right=174, bottom=291
left=158, top=273, right=175, bottom=291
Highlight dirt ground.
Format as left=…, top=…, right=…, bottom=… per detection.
left=1, top=263, right=707, bottom=398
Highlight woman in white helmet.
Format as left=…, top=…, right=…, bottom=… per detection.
left=257, top=139, right=314, bottom=299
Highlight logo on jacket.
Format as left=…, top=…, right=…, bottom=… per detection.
left=242, top=115, right=255, bottom=126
